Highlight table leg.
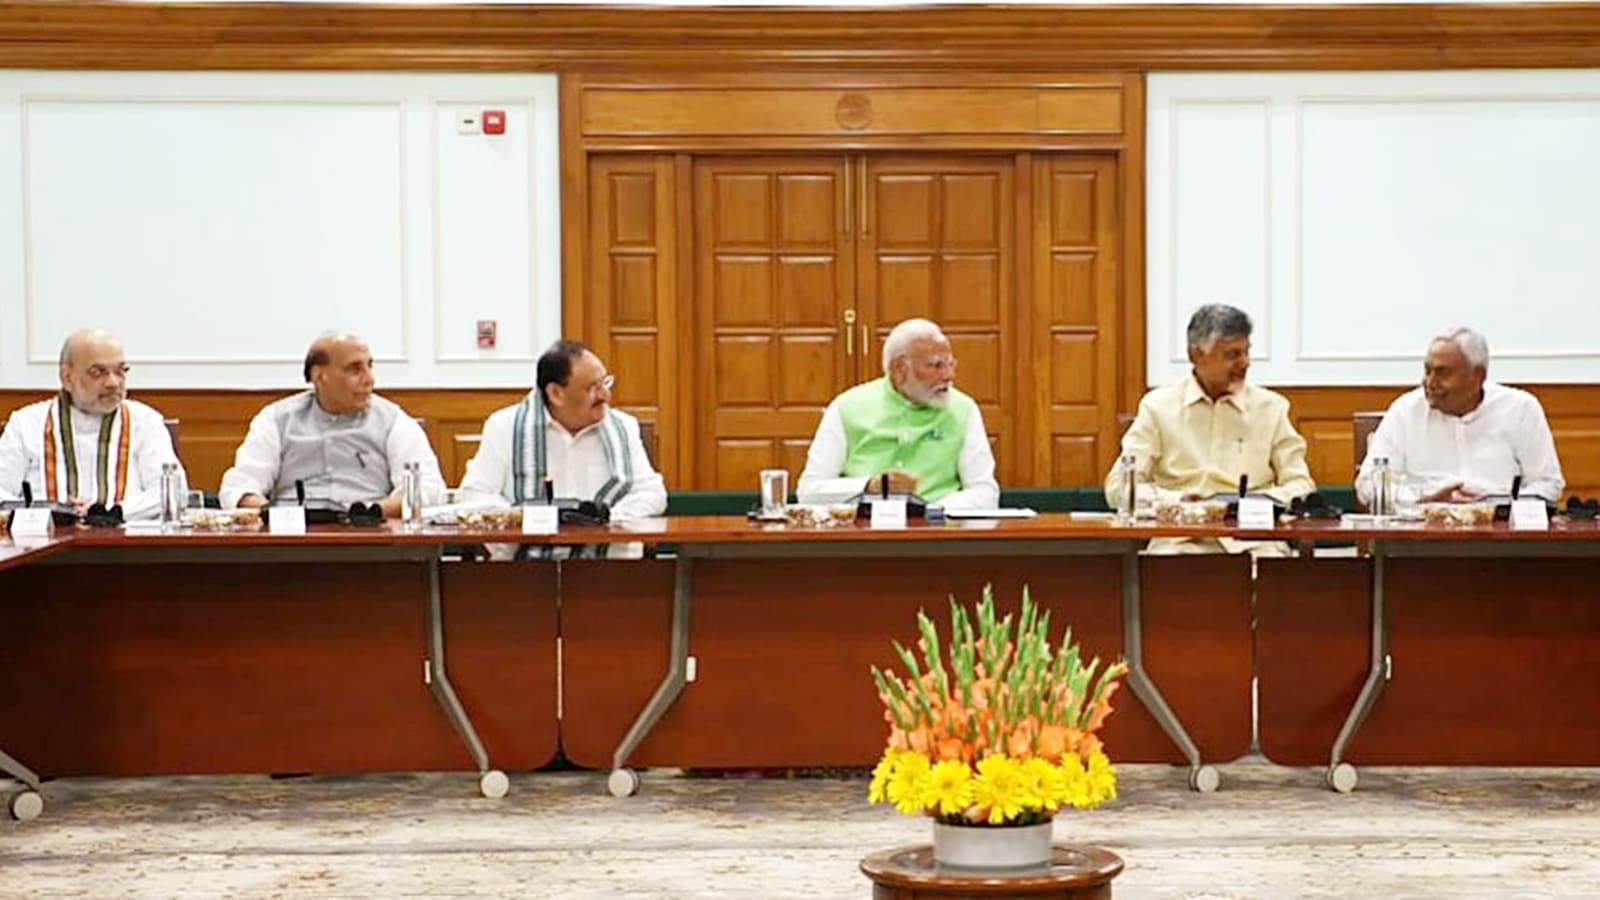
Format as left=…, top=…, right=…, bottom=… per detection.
left=422, top=553, right=508, bottom=799
left=1120, top=550, right=1218, bottom=792
left=607, top=555, right=693, bottom=797
left=0, top=749, right=44, bottom=821
left=1327, top=542, right=1389, bottom=793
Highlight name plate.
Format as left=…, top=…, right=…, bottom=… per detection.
left=1510, top=498, right=1549, bottom=531
left=10, top=508, right=52, bottom=537
left=1236, top=497, right=1276, bottom=530
left=522, top=505, right=559, bottom=535
left=869, top=498, right=908, bottom=530
left=269, top=506, right=306, bottom=536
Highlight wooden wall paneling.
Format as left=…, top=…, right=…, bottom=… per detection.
left=693, top=155, right=854, bottom=489
left=11, top=4, right=1600, bottom=72
left=1034, top=154, right=1121, bottom=487
left=1118, top=73, right=1147, bottom=421
left=1012, top=152, right=1036, bottom=485
left=860, top=154, right=1017, bottom=483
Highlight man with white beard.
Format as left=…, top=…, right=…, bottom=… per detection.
left=0, top=327, right=184, bottom=520
left=797, top=317, right=998, bottom=510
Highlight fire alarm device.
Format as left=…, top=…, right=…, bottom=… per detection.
left=482, top=110, right=506, bottom=135
left=477, top=320, right=498, bottom=349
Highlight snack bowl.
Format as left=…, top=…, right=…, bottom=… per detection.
left=1420, top=502, right=1495, bottom=527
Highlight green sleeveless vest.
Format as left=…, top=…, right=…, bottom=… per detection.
left=836, top=376, right=971, bottom=502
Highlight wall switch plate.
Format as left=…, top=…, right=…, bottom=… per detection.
left=455, top=112, right=480, bottom=135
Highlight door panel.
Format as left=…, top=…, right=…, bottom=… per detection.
left=1032, top=155, right=1121, bottom=487
left=860, top=156, right=1016, bottom=483
left=694, top=157, right=853, bottom=488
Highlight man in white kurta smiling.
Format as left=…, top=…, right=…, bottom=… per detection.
left=0, top=327, right=183, bottom=520
left=457, top=340, right=666, bottom=558
left=1356, top=327, right=1564, bottom=507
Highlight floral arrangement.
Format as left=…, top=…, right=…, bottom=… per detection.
left=868, top=586, right=1129, bottom=826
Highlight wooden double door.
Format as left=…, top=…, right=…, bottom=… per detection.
left=695, top=154, right=1014, bottom=489
left=584, top=150, right=1124, bottom=491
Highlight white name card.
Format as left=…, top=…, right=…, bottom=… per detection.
left=1236, top=497, right=1276, bottom=530
left=10, top=508, right=52, bottom=537
left=1510, top=498, right=1549, bottom=531
left=269, top=506, right=306, bottom=536
left=522, top=505, right=559, bottom=535
left=870, top=498, right=908, bottom=530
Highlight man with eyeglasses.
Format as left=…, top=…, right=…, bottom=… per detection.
left=797, top=317, right=998, bottom=509
left=0, top=327, right=184, bottom=519
left=220, top=332, right=444, bottom=517
left=456, top=340, right=666, bottom=558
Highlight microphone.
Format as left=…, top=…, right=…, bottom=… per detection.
left=542, top=476, right=555, bottom=504
left=1510, top=475, right=1522, bottom=501
left=294, top=479, right=306, bottom=506
left=1237, top=473, right=1249, bottom=499
left=21, top=480, right=32, bottom=508
left=880, top=473, right=890, bottom=499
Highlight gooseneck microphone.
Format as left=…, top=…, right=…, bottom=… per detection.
left=21, top=480, right=33, bottom=508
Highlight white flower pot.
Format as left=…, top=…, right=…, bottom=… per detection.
left=931, top=819, right=1053, bottom=868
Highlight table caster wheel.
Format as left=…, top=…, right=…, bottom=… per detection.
left=479, top=770, right=509, bottom=799
left=1188, top=765, right=1220, bottom=793
left=1328, top=763, right=1358, bottom=793
left=9, top=790, right=43, bottom=821
left=607, top=768, right=640, bottom=798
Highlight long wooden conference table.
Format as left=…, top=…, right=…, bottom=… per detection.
left=3, top=513, right=1598, bottom=818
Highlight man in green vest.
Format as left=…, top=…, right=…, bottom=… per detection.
left=797, top=318, right=998, bottom=510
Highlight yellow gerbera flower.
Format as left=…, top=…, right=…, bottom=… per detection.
left=1059, top=752, right=1093, bottom=809
left=971, top=754, right=1027, bottom=825
left=1021, top=756, right=1065, bottom=811
left=920, top=759, right=975, bottom=816
left=887, top=751, right=932, bottom=815
left=1085, top=750, right=1117, bottom=805
left=868, top=749, right=897, bottom=804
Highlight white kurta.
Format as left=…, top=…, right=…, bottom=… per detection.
left=0, top=397, right=183, bottom=521
left=1356, top=383, right=1565, bottom=507
left=458, top=399, right=667, bottom=559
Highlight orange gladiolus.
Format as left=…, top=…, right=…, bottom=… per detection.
left=1007, top=728, right=1033, bottom=759
left=1080, top=733, right=1103, bottom=758
left=936, top=736, right=966, bottom=761
left=908, top=728, right=933, bottom=754
left=1036, top=724, right=1069, bottom=760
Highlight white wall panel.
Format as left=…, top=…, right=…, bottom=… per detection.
left=0, top=71, right=560, bottom=389
left=1149, top=70, right=1600, bottom=387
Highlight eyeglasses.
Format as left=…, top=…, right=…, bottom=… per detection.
left=588, top=374, right=616, bottom=396
left=921, top=356, right=958, bottom=374
left=86, top=363, right=131, bottom=380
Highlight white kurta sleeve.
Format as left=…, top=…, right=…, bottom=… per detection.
left=1516, top=395, right=1565, bottom=502
left=937, top=401, right=1000, bottom=510
left=385, top=415, right=446, bottom=506
left=119, top=405, right=184, bottom=521
left=0, top=413, right=28, bottom=503
left=610, top=416, right=667, bottom=522
left=457, top=411, right=514, bottom=507
left=219, top=409, right=284, bottom=509
left=796, top=400, right=866, bottom=504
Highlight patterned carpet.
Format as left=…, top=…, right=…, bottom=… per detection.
left=4, top=760, right=1600, bottom=898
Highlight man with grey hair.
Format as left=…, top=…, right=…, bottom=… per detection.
left=1107, top=303, right=1314, bottom=555
left=797, top=317, right=998, bottom=509
left=220, top=332, right=444, bottom=516
left=1356, top=327, right=1563, bottom=506
left=0, top=327, right=183, bottom=519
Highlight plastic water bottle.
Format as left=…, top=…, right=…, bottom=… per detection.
left=401, top=461, right=423, bottom=527
left=1116, top=454, right=1137, bottom=523
left=1372, top=456, right=1392, bottom=517
left=160, top=462, right=182, bottom=530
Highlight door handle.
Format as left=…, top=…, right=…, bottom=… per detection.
left=844, top=309, right=857, bottom=356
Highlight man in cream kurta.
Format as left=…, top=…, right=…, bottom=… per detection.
left=220, top=333, right=444, bottom=514
left=1356, top=327, right=1563, bottom=508
left=798, top=318, right=998, bottom=510
left=457, top=340, right=666, bottom=559
left=0, top=328, right=183, bottom=521
left=1108, top=304, right=1315, bottom=555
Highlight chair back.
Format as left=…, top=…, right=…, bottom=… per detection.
left=1352, top=411, right=1385, bottom=476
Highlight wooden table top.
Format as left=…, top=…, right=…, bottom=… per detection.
left=6, top=512, right=1600, bottom=553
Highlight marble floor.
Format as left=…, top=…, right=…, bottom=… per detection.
left=4, top=759, right=1600, bottom=898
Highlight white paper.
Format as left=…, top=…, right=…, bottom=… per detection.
left=522, top=505, right=559, bottom=535
left=10, top=508, right=51, bottom=537
left=869, top=498, right=908, bottom=530
left=1237, top=497, right=1276, bottom=529
left=269, top=506, right=306, bottom=536
left=943, top=508, right=1038, bottom=520
left=1510, top=498, right=1549, bottom=531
